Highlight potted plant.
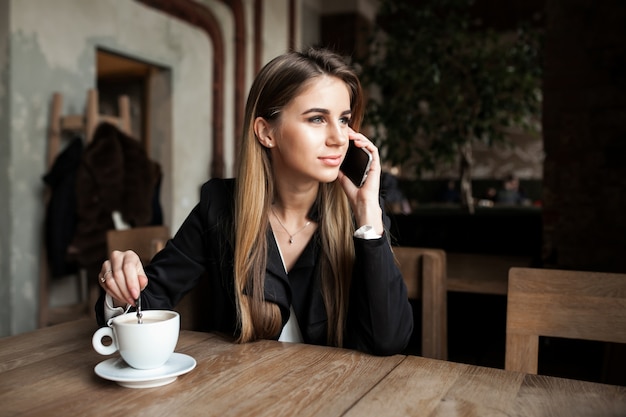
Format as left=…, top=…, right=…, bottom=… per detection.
left=359, top=0, right=542, bottom=212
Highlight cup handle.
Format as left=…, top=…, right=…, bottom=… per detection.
left=92, top=326, right=118, bottom=355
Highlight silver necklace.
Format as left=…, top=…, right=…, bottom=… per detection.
left=271, top=207, right=311, bottom=244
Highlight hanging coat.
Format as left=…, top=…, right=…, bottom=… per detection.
left=70, top=122, right=162, bottom=268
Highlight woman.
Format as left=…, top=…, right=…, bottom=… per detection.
left=96, top=47, right=413, bottom=356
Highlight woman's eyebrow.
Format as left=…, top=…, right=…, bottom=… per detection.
left=301, top=108, right=352, bottom=116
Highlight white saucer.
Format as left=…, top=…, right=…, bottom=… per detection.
left=94, top=352, right=196, bottom=388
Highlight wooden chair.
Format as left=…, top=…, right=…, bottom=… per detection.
left=505, top=267, right=626, bottom=374
left=394, top=246, right=448, bottom=360
left=106, top=225, right=170, bottom=264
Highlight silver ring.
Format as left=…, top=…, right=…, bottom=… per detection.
left=100, top=269, right=112, bottom=283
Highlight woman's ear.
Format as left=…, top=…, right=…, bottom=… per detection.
left=253, top=117, right=274, bottom=148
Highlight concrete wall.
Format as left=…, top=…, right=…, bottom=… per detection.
left=263, top=0, right=290, bottom=63
left=0, top=0, right=11, bottom=338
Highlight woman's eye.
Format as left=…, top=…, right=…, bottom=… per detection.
left=339, top=116, right=351, bottom=125
left=309, top=115, right=324, bottom=124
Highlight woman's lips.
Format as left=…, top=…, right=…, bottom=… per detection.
left=319, top=155, right=343, bottom=167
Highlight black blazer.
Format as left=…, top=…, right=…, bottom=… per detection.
left=96, top=178, right=413, bottom=355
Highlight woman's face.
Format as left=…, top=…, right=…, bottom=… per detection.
left=268, top=75, right=351, bottom=185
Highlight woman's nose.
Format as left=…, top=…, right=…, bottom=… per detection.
left=327, top=123, right=348, bottom=146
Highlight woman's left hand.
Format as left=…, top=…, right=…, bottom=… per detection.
left=337, top=128, right=384, bottom=235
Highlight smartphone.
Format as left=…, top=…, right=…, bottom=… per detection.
left=340, top=141, right=372, bottom=187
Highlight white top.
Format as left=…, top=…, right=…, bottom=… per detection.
left=273, top=237, right=305, bottom=343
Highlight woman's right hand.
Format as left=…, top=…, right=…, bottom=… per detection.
left=98, top=250, right=148, bottom=307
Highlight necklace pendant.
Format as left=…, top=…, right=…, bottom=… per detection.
left=271, top=207, right=308, bottom=246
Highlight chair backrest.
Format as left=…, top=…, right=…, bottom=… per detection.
left=394, top=246, right=448, bottom=360
left=106, top=225, right=170, bottom=264
left=505, top=267, right=626, bottom=374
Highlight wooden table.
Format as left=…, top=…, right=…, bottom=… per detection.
left=2, top=319, right=625, bottom=416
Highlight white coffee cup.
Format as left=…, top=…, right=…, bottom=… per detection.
left=92, top=310, right=180, bottom=370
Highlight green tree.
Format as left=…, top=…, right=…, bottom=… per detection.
left=359, top=0, right=542, bottom=211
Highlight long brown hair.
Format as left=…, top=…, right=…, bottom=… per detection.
left=234, top=47, right=364, bottom=347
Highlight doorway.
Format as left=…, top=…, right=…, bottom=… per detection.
left=96, top=48, right=173, bottom=230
